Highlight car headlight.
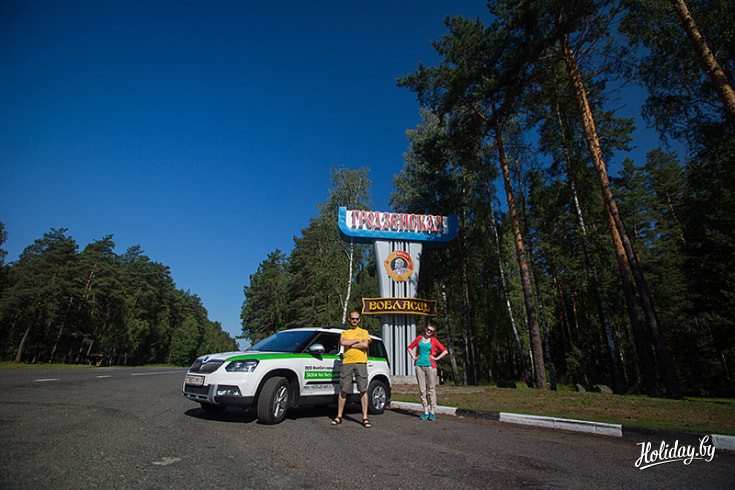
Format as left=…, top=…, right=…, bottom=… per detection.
left=225, top=359, right=259, bottom=372
left=216, top=385, right=242, bottom=396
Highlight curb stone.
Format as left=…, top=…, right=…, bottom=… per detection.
left=387, top=401, right=735, bottom=452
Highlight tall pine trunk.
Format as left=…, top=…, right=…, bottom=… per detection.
left=666, top=0, right=735, bottom=126
left=16, top=273, right=55, bottom=363
left=556, top=98, right=624, bottom=393
left=556, top=104, right=624, bottom=394
left=341, top=240, right=355, bottom=326
left=571, top=180, right=625, bottom=394
left=16, top=297, right=47, bottom=364
left=48, top=296, right=74, bottom=363
left=561, top=35, right=680, bottom=396
left=528, top=250, right=557, bottom=390
left=489, top=199, right=531, bottom=386
left=551, top=266, right=574, bottom=351
left=456, top=231, right=478, bottom=385
left=490, top=111, right=547, bottom=390
left=440, top=279, right=462, bottom=386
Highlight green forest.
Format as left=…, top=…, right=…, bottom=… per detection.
left=242, top=0, right=734, bottom=398
left=0, top=228, right=237, bottom=366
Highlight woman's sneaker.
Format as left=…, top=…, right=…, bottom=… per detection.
left=420, top=412, right=429, bottom=420
left=428, top=413, right=436, bottom=421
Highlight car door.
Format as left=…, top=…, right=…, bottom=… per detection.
left=301, top=332, right=342, bottom=398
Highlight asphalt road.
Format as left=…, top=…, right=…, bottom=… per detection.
left=1, top=367, right=733, bottom=489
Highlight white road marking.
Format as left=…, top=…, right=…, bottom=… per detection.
left=131, top=371, right=183, bottom=376
left=152, top=457, right=182, bottom=466
left=31, top=370, right=183, bottom=383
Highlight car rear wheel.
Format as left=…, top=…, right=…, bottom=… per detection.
left=257, top=376, right=289, bottom=424
left=367, top=379, right=387, bottom=414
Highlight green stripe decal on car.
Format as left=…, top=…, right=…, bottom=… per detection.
left=224, top=353, right=388, bottom=362
left=225, top=353, right=342, bottom=361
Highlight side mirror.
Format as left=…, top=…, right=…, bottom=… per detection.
left=309, top=343, right=325, bottom=354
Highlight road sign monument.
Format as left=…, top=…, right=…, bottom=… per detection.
left=338, top=207, right=458, bottom=376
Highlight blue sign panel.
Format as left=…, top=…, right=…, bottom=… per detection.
left=338, top=207, right=458, bottom=246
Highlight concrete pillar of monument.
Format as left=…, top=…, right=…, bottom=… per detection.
left=373, top=240, right=422, bottom=380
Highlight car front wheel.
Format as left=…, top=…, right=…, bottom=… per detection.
left=367, top=379, right=387, bottom=414
left=257, top=376, right=289, bottom=424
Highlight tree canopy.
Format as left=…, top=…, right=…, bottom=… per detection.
left=0, top=228, right=236, bottom=366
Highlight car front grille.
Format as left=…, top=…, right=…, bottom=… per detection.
left=184, top=384, right=210, bottom=395
left=189, top=360, right=224, bottom=373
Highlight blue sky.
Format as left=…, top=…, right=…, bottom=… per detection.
left=1, top=1, right=665, bottom=347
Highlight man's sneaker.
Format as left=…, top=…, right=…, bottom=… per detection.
left=420, top=412, right=429, bottom=420
left=428, top=413, right=436, bottom=421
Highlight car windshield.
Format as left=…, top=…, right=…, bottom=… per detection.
left=248, top=330, right=316, bottom=353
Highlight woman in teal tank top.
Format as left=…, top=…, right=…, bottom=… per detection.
left=416, top=338, right=433, bottom=366
left=407, top=323, right=448, bottom=420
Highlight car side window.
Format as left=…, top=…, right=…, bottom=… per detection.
left=312, top=333, right=341, bottom=355
left=368, top=340, right=387, bottom=359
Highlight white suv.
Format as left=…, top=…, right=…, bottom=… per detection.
left=182, top=327, right=392, bottom=424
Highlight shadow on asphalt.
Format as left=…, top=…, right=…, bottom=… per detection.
left=386, top=407, right=424, bottom=419
left=184, top=402, right=378, bottom=425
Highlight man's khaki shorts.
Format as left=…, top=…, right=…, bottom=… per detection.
left=340, top=363, right=368, bottom=393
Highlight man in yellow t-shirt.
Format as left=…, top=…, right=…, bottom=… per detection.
left=331, top=311, right=372, bottom=428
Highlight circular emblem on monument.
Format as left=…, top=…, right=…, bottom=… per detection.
left=384, top=250, right=414, bottom=282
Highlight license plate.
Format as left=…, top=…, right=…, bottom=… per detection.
left=185, top=374, right=205, bottom=386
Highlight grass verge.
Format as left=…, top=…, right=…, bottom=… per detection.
left=392, top=384, right=735, bottom=436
